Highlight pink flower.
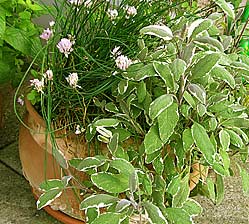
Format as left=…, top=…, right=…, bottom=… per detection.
left=40, top=28, right=53, bottom=41
left=43, top=69, right=53, bottom=80
left=66, top=73, right=81, bottom=88
left=57, top=38, right=74, bottom=58
left=115, top=55, right=132, bottom=70
left=125, top=5, right=137, bottom=19
left=107, top=9, right=118, bottom=20
left=17, top=97, right=24, bottom=106
left=30, top=78, right=45, bottom=93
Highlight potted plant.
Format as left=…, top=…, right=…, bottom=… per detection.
left=15, top=0, right=249, bottom=223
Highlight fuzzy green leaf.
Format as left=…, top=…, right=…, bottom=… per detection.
left=210, top=66, right=235, bottom=89
left=188, top=84, right=206, bottom=104
left=154, top=62, right=175, bottom=91
left=125, top=63, right=156, bottom=81
left=188, top=19, right=212, bottom=39
left=182, top=198, right=202, bottom=217
left=182, top=128, right=194, bottom=151
left=94, top=118, right=119, bottom=127
left=140, top=25, right=173, bottom=40
left=80, top=194, right=119, bottom=210
left=91, top=213, right=122, bottom=224
left=144, top=124, right=164, bottom=154
left=240, top=167, right=249, bottom=196
left=69, top=157, right=105, bottom=171
left=37, top=189, right=62, bottom=210
left=191, top=122, right=215, bottom=165
left=142, top=201, right=168, bottom=224
left=158, top=102, right=179, bottom=143
left=39, top=179, right=64, bottom=192
left=216, top=0, right=235, bottom=19
left=215, top=175, right=224, bottom=205
left=164, top=207, right=191, bottom=224
left=170, top=59, right=187, bottom=81
left=149, top=94, right=174, bottom=120
left=137, top=81, right=147, bottom=103
left=191, top=53, right=221, bottom=80
left=219, top=129, right=230, bottom=151
left=194, top=36, right=224, bottom=52
left=108, top=133, right=119, bottom=155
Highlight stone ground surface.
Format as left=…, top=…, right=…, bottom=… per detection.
left=1, top=85, right=249, bottom=224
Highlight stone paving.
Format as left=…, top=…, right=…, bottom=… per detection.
left=1, top=85, right=249, bottom=224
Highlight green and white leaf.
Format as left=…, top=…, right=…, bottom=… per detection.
left=219, top=129, right=230, bottom=151
left=225, top=129, right=244, bottom=148
left=158, top=102, right=179, bottom=143
left=118, top=80, right=129, bottom=95
left=182, top=128, right=194, bottom=151
left=80, top=194, right=119, bottom=210
left=194, top=36, right=224, bottom=52
left=153, top=62, right=175, bottom=91
left=149, top=94, right=174, bottom=120
left=37, top=189, right=62, bottom=210
left=191, top=53, right=221, bottom=80
left=191, top=122, right=215, bottom=165
left=188, top=84, right=206, bottom=104
left=170, top=59, right=187, bottom=81
left=69, top=157, right=105, bottom=171
left=125, top=63, right=156, bottom=81
left=188, top=19, right=212, bottom=39
left=144, top=124, right=164, bottom=154
left=239, top=166, right=249, bottom=197
left=210, top=66, right=235, bottom=89
left=216, top=0, right=235, bottom=19
left=94, top=118, right=119, bottom=128
left=164, top=207, right=192, bottom=224
left=115, top=199, right=131, bottom=212
left=143, top=201, right=168, bottom=224
left=183, top=91, right=196, bottom=108
left=39, top=179, right=64, bottom=192
left=108, top=133, right=119, bottom=154
left=140, top=25, right=173, bottom=40
left=137, top=81, right=147, bottom=103
left=182, top=198, right=202, bottom=217
left=91, top=213, right=122, bottom=224
left=91, top=172, right=130, bottom=193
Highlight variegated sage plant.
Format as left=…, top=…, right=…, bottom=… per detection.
left=16, top=0, right=249, bottom=223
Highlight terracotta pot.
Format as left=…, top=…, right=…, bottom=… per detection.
left=19, top=99, right=86, bottom=223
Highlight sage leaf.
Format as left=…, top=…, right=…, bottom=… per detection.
left=86, top=207, right=99, bottom=224
left=80, top=194, right=119, bottom=210
left=37, top=189, right=62, bottom=210
left=149, top=94, right=173, bottom=120
left=194, top=36, right=224, bottom=52
left=144, top=124, right=164, bottom=154
left=91, top=172, right=130, bottom=193
left=216, top=0, right=235, bottom=19
left=188, top=19, right=212, bottom=39
left=69, top=157, right=104, bottom=171
left=91, top=213, right=122, bottom=224
left=191, top=53, right=220, bottom=80
left=153, top=62, right=175, bottom=91
left=182, top=198, right=202, bottom=217
left=219, top=129, right=230, bottom=151
left=191, top=122, right=215, bottom=165
left=206, top=177, right=216, bottom=202
left=188, top=83, right=206, bottom=104
left=142, top=201, right=168, bottom=224
left=210, top=66, right=235, bottom=89
left=183, top=91, right=196, bottom=108
left=182, top=128, right=194, bottom=151
left=129, top=170, right=139, bottom=192
left=39, top=179, right=64, bottom=192
left=222, top=118, right=249, bottom=129
left=158, top=102, right=179, bottom=143
left=225, top=129, right=244, bottom=148
left=137, top=81, right=147, bottom=103
left=164, top=207, right=191, bottom=224
left=215, top=174, right=224, bottom=205
left=94, top=118, right=119, bottom=127
left=115, top=199, right=131, bottom=212
left=110, top=158, right=135, bottom=176
left=108, top=133, right=119, bottom=154
left=125, top=63, right=156, bottom=81
left=118, top=80, right=128, bottom=95
left=170, top=59, right=187, bottom=81
left=172, top=175, right=190, bottom=207
left=140, top=24, right=173, bottom=40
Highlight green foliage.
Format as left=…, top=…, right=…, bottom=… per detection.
left=19, top=0, right=249, bottom=223
left=0, top=0, right=44, bottom=86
